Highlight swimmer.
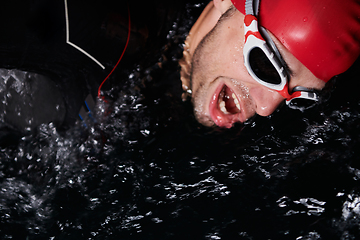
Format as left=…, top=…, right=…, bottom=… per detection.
left=179, top=0, right=360, bottom=128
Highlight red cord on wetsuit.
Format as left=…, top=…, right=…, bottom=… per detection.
left=97, top=4, right=131, bottom=100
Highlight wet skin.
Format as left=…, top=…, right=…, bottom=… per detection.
left=181, top=0, right=325, bottom=128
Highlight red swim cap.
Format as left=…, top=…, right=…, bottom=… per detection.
left=231, top=0, right=360, bottom=82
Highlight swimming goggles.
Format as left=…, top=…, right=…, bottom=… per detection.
left=243, top=0, right=319, bottom=110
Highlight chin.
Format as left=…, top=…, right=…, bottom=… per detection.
left=192, top=101, right=214, bottom=127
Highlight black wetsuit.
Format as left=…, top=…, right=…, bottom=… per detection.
left=0, top=0, right=182, bottom=135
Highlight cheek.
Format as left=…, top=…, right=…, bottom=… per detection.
left=222, top=24, right=245, bottom=68
left=230, top=42, right=244, bottom=66
left=216, top=36, right=246, bottom=77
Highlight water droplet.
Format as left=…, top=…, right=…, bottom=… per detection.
left=303, top=17, right=308, bottom=22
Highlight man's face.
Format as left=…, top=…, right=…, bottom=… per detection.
left=189, top=6, right=325, bottom=128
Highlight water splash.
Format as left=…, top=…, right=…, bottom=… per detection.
left=1, top=1, right=360, bottom=239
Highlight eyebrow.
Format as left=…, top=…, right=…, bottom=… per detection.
left=283, top=60, right=294, bottom=77
left=259, top=27, right=295, bottom=78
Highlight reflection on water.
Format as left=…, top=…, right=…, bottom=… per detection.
left=1, top=2, right=360, bottom=240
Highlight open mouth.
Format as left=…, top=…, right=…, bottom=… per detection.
left=209, top=84, right=243, bottom=128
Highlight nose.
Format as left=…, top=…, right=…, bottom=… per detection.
left=249, top=86, right=285, bottom=116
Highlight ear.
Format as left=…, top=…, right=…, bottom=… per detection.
left=213, top=0, right=233, bottom=14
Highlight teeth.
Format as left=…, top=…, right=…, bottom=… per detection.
left=218, top=87, right=241, bottom=114
left=219, top=92, right=241, bottom=114
left=219, top=100, right=229, bottom=114
left=232, top=93, right=241, bottom=111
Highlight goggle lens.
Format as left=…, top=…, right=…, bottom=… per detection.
left=249, top=47, right=282, bottom=85
left=286, top=89, right=319, bottom=110
left=287, top=98, right=317, bottom=110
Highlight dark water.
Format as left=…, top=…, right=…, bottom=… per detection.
left=1, top=2, right=360, bottom=240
